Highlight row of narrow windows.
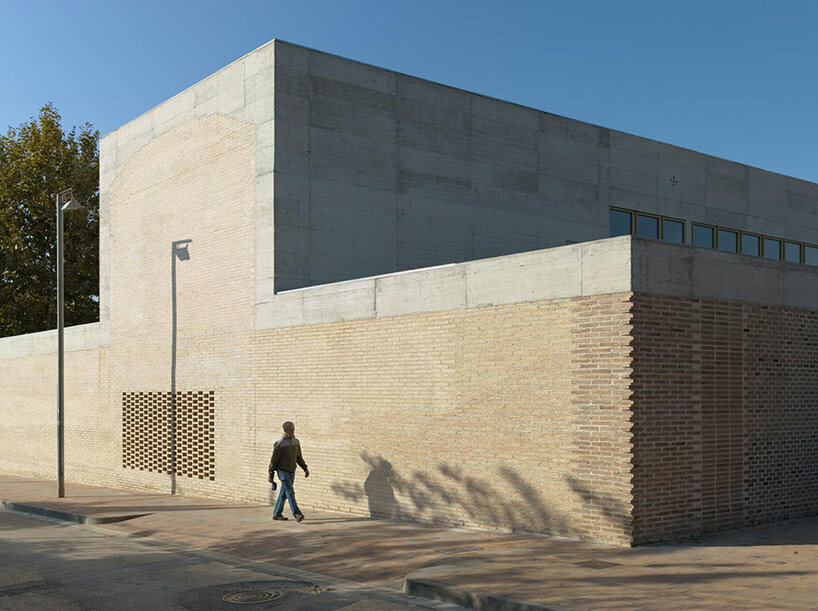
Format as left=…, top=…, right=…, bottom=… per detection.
left=610, top=207, right=818, bottom=266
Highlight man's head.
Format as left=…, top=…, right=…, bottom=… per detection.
left=283, top=421, right=295, bottom=438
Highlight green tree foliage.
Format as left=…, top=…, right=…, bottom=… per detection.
left=0, top=103, right=99, bottom=337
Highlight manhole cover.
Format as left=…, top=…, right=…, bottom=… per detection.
left=223, top=590, right=284, bottom=605
left=575, top=559, right=621, bottom=569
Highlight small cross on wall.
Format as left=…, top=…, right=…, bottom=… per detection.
left=670, top=176, right=678, bottom=187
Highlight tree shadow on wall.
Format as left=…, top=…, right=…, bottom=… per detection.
left=331, top=452, right=631, bottom=538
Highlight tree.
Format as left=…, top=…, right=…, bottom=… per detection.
left=0, top=104, right=99, bottom=338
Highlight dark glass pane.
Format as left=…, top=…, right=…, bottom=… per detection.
left=610, top=209, right=632, bottom=237
left=784, top=242, right=801, bottom=263
left=742, top=233, right=760, bottom=256
left=693, top=224, right=714, bottom=248
left=663, top=219, right=684, bottom=244
left=763, top=238, right=781, bottom=260
left=637, top=214, right=659, bottom=239
left=805, top=246, right=818, bottom=266
left=717, top=229, right=738, bottom=253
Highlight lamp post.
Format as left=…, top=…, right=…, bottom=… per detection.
left=56, top=188, right=82, bottom=498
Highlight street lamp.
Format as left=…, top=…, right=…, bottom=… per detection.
left=56, top=188, right=83, bottom=498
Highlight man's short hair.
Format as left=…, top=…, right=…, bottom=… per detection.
left=282, top=421, right=294, bottom=431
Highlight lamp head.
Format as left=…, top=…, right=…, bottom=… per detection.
left=61, top=198, right=83, bottom=211
left=57, top=189, right=83, bottom=211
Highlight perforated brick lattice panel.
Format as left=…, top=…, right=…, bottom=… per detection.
left=122, top=391, right=215, bottom=480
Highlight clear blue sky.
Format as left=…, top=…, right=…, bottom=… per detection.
left=2, top=0, right=817, bottom=182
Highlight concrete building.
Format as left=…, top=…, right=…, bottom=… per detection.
left=1, top=40, right=816, bottom=545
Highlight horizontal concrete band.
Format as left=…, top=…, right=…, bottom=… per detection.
left=257, top=235, right=818, bottom=330
left=256, top=236, right=632, bottom=329
left=0, top=323, right=103, bottom=361
left=632, top=238, right=818, bottom=310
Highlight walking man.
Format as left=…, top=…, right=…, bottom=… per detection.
left=268, top=421, right=309, bottom=522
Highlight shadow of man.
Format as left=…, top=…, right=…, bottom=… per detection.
left=362, top=453, right=400, bottom=519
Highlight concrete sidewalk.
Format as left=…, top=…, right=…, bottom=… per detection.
left=2, top=473, right=817, bottom=610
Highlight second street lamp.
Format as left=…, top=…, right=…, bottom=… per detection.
left=56, top=188, right=83, bottom=498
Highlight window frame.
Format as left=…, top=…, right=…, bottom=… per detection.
left=661, top=215, right=686, bottom=244
left=762, top=236, right=783, bottom=260
left=609, top=206, right=634, bottom=237
left=784, top=241, right=803, bottom=263
left=635, top=211, right=661, bottom=240
left=692, top=222, right=716, bottom=249
left=740, top=231, right=762, bottom=257
left=716, top=227, right=739, bottom=253
left=804, top=243, right=818, bottom=267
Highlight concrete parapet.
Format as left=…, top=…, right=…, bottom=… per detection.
left=257, top=235, right=817, bottom=330
left=256, top=237, right=632, bottom=329
left=0, top=323, right=102, bottom=360
left=631, top=238, right=818, bottom=308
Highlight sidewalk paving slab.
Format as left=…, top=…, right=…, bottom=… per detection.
left=2, top=473, right=817, bottom=610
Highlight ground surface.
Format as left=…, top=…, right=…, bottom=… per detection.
left=2, top=474, right=817, bottom=609
left=0, top=511, right=450, bottom=610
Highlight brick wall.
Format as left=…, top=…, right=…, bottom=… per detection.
left=251, top=293, right=634, bottom=544
left=1, top=291, right=635, bottom=544
left=0, top=348, right=109, bottom=483
left=631, top=293, right=818, bottom=544
left=4, top=286, right=814, bottom=545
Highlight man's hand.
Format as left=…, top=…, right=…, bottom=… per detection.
left=267, top=475, right=274, bottom=483
left=304, top=468, right=310, bottom=479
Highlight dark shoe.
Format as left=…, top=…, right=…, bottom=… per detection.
left=273, top=515, right=288, bottom=521
left=294, top=513, right=305, bottom=522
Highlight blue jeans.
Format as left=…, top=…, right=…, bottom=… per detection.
left=273, top=470, right=301, bottom=517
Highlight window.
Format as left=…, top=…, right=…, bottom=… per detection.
left=717, top=229, right=738, bottom=253
left=741, top=233, right=760, bottom=256
left=784, top=242, right=802, bottom=263
left=693, top=224, right=715, bottom=249
left=610, top=208, right=632, bottom=237
left=763, top=237, right=782, bottom=260
left=609, top=206, right=814, bottom=267
left=636, top=213, right=659, bottom=239
left=806, top=245, right=818, bottom=266
left=662, top=218, right=685, bottom=244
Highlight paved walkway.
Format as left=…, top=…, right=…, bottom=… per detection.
left=2, top=473, right=817, bottom=609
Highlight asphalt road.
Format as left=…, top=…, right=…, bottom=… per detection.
left=0, top=510, right=456, bottom=610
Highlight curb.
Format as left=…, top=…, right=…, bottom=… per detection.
left=405, top=567, right=564, bottom=611
left=1, top=501, right=149, bottom=525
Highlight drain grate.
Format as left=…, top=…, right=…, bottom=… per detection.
left=575, top=559, right=621, bottom=569
left=223, top=590, right=284, bottom=605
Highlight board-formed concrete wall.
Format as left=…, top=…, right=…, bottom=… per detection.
left=271, top=40, right=818, bottom=291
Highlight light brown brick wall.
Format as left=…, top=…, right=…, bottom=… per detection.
left=1, top=291, right=635, bottom=543
left=0, top=348, right=110, bottom=483
left=631, top=293, right=818, bottom=544
left=251, top=293, right=634, bottom=544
